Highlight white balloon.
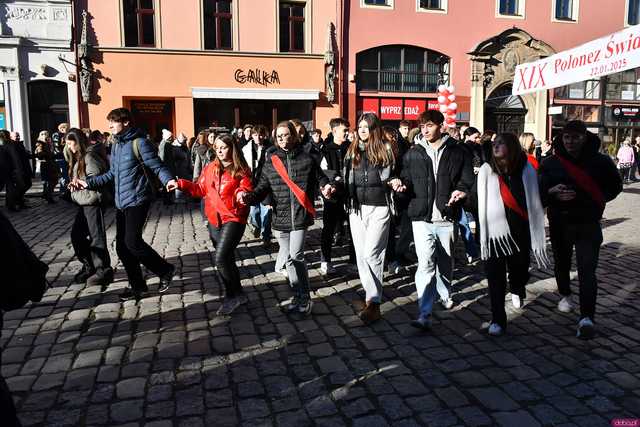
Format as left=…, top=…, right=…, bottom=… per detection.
left=437, top=95, right=447, bottom=104
left=448, top=94, right=456, bottom=102
left=439, top=105, right=448, bottom=113
left=447, top=85, right=455, bottom=93
left=447, top=102, right=458, bottom=111
left=438, top=84, right=447, bottom=93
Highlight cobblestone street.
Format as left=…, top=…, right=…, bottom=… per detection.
left=1, top=184, right=640, bottom=427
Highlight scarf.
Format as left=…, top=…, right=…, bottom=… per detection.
left=478, top=163, right=549, bottom=268
left=556, top=154, right=605, bottom=210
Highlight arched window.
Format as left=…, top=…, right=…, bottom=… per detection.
left=356, top=45, right=449, bottom=93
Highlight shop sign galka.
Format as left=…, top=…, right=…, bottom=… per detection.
left=513, top=25, right=640, bottom=95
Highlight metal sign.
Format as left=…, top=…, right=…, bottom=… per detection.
left=611, top=105, right=640, bottom=121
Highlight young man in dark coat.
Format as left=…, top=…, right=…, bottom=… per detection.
left=71, top=108, right=178, bottom=302
left=539, top=120, right=622, bottom=339
left=397, top=110, right=474, bottom=329
left=319, top=118, right=351, bottom=274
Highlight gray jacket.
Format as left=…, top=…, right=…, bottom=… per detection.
left=71, top=145, right=109, bottom=206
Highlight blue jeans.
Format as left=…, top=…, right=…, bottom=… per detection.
left=458, top=209, right=478, bottom=258
left=249, top=203, right=272, bottom=240
left=412, top=221, right=454, bottom=318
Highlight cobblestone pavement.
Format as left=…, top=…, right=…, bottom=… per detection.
left=1, top=183, right=640, bottom=427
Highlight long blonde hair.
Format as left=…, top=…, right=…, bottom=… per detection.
left=519, top=132, right=535, bottom=154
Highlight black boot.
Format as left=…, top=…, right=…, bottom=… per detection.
left=73, top=259, right=95, bottom=284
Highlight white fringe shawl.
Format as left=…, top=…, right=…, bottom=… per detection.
left=478, top=163, right=550, bottom=268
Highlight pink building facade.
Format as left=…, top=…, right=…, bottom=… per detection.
left=342, top=0, right=640, bottom=143
left=77, top=0, right=341, bottom=139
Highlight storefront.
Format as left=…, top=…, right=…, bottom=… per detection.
left=192, top=87, right=319, bottom=132
left=87, top=51, right=336, bottom=138
left=352, top=44, right=463, bottom=128
left=356, top=97, right=440, bottom=127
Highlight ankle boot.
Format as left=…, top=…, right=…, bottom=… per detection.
left=73, top=259, right=95, bottom=284
left=359, top=301, right=381, bottom=325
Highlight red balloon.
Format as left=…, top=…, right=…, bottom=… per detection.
left=445, top=117, right=455, bottom=124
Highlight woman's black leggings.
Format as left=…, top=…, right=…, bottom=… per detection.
left=208, top=221, right=246, bottom=298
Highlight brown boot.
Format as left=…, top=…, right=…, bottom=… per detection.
left=359, top=301, right=381, bottom=324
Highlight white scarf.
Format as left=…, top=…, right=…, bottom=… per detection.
left=477, top=162, right=549, bottom=268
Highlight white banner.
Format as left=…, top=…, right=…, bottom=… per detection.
left=513, top=25, right=640, bottom=96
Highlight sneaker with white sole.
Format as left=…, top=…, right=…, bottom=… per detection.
left=388, top=261, right=402, bottom=275
left=488, top=323, right=504, bottom=336
left=557, top=296, right=574, bottom=313
left=297, top=299, right=314, bottom=315
left=511, top=294, right=522, bottom=309
left=217, top=297, right=241, bottom=316
left=576, top=317, right=595, bottom=340
left=280, top=297, right=299, bottom=313
left=441, top=298, right=454, bottom=310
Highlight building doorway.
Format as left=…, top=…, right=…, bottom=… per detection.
left=27, top=80, right=69, bottom=150
left=127, top=98, right=175, bottom=143
left=484, top=84, right=527, bottom=135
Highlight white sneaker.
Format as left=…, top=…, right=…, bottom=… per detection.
left=488, top=323, right=504, bottom=336
left=441, top=298, right=454, bottom=310
left=577, top=317, right=595, bottom=340
left=557, top=296, right=574, bottom=313
left=511, top=294, right=522, bottom=309
left=320, top=262, right=334, bottom=275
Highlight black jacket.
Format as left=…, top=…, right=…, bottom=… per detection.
left=539, top=132, right=622, bottom=224
left=320, top=141, right=348, bottom=202
left=400, top=138, right=474, bottom=222
left=249, top=145, right=329, bottom=232
left=400, top=143, right=435, bottom=221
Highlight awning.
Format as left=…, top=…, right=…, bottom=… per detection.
left=192, top=87, right=320, bottom=100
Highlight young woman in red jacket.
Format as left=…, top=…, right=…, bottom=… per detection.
left=178, top=134, right=253, bottom=316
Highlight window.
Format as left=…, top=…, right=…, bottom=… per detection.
left=553, top=0, right=578, bottom=21
left=554, top=79, right=600, bottom=100
left=606, top=69, right=640, bottom=101
left=496, top=0, right=525, bottom=17
left=361, top=0, right=394, bottom=9
left=204, top=0, right=232, bottom=50
left=123, top=0, right=155, bottom=47
left=279, top=2, right=305, bottom=52
left=499, top=0, right=518, bottom=15
left=628, top=0, right=640, bottom=25
left=356, top=45, right=449, bottom=93
left=420, top=0, right=441, bottom=9
left=417, top=0, right=447, bottom=13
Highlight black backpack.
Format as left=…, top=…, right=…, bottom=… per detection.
left=0, top=212, right=48, bottom=311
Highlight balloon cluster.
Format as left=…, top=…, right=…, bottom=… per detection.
left=437, top=85, right=457, bottom=128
